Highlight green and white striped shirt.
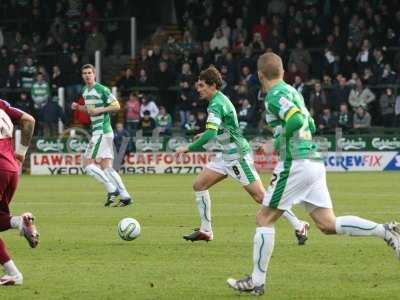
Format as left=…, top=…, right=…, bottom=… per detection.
left=206, top=91, right=251, bottom=161
left=82, top=82, right=117, bottom=135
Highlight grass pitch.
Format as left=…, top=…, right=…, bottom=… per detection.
left=1, top=172, right=400, bottom=300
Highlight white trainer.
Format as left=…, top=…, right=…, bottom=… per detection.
left=384, top=222, right=400, bottom=260
left=0, top=273, right=23, bottom=286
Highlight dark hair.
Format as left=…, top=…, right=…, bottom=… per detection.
left=198, top=66, right=223, bottom=89
left=81, top=64, right=96, bottom=72
left=143, top=110, right=150, bottom=115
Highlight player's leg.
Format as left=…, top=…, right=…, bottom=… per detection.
left=0, top=170, right=38, bottom=248
left=282, top=210, right=310, bottom=245
left=0, top=238, right=23, bottom=285
left=183, top=166, right=227, bottom=242
left=237, top=157, right=310, bottom=245
left=309, top=207, right=400, bottom=258
left=304, top=160, right=400, bottom=259
left=83, top=135, right=118, bottom=205
left=101, top=158, right=132, bottom=206
left=227, top=206, right=283, bottom=295
left=99, top=135, right=132, bottom=206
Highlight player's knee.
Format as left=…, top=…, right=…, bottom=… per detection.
left=253, top=192, right=264, bottom=204
left=192, top=181, right=205, bottom=192
left=316, top=221, right=336, bottom=235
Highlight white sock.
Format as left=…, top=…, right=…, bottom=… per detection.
left=282, top=210, right=303, bottom=231
left=3, top=260, right=21, bottom=276
left=335, top=216, right=386, bottom=238
left=104, top=168, right=131, bottom=199
left=10, top=217, right=22, bottom=230
left=195, top=190, right=212, bottom=232
left=85, top=164, right=116, bottom=193
left=252, top=227, right=275, bottom=286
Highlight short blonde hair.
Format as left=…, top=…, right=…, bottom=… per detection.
left=257, top=52, right=284, bottom=80
left=81, top=64, right=96, bottom=73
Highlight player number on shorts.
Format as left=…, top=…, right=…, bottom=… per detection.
left=232, top=165, right=240, bottom=176
left=269, top=173, right=278, bottom=187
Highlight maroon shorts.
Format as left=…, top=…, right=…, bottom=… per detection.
left=0, top=170, right=19, bottom=215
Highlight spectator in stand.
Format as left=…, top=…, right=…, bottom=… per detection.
left=136, top=68, right=152, bottom=87
left=331, top=75, right=350, bottom=112
left=362, top=67, right=376, bottom=85
left=66, top=25, right=84, bottom=52
left=124, top=93, right=141, bottom=135
left=348, top=78, right=375, bottom=110
left=116, top=68, right=135, bottom=97
left=379, top=88, right=396, bottom=127
left=240, top=65, right=258, bottom=88
left=353, top=106, right=371, bottom=132
left=232, top=17, right=248, bottom=45
left=318, top=108, right=337, bottom=134
left=50, top=65, right=65, bottom=92
left=288, top=40, right=312, bottom=78
left=114, top=122, right=131, bottom=153
left=308, top=82, right=328, bottom=117
left=177, top=62, right=194, bottom=85
left=210, top=28, right=229, bottom=52
left=249, top=32, right=265, bottom=55
left=138, top=110, right=156, bottom=137
left=184, top=113, right=200, bottom=136
left=155, top=106, right=172, bottom=136
left=356, top=39, right=373, bottom=72
left=192, top=55, right=206, bottom=76
left=2, top=64, right=21, bottom=95
left=14, top=91, right=34, bottom=116
left=40, top=97, right=66, bottom=137
left=0, top=47, right=12, bottom=75
left=197, top=18, right=213, bottom=43
left=177, top=79, right=195, bottom=128
left=395, top=94, right=400, bottom=127
left=252, top=16, right=268, bottom=43
left=237, top=98, right=255, bottom=131
left=31, top=72, right=50, bottom=111
left=378, top=64, right=397, bottom=84
left=85, top=26, right=107, bottom=57
left=284, top=63, right=304, bottom=85
left=139, top=94, right=159, bottom=119
left=293, top=75, right=305, bottom=95
left=337, top=103, right=352, bottom=133
left=20, top=57, right=37, bottom=89
left=64, top=52, right=82, bottom=104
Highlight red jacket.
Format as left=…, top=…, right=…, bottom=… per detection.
left=74, top=96, right=91, bottom=125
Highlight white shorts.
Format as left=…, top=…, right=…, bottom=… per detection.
left=206, top=154, right=260, bottom=186
left=263, top=159, right=332, bottom=211
left=84, top=133, right=114, bottom=160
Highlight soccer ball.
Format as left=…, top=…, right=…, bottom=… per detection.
left=117, top=218, right=141, bottom=241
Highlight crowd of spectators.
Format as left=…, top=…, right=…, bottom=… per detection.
left=1, top=0, right=400, bottom=139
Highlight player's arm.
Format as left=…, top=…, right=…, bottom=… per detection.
left=17, top=112, right=35, bottom=163
left=284, top=112, right=304, bottom=138
left=1, top=100, right=35, bottom=163
left=176, top=105, right=221, bottom=153
left=95, top=99, right=120, bottom=114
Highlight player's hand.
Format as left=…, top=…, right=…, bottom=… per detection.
left=193, top=133, right=202, bottom=140
left=176, top=145, right=189, bottom=154
left=71, top=102, right=79, bottom=110
left=15, top=153, right=25, bottom=165
left=87, top=108, right=102, bottom=116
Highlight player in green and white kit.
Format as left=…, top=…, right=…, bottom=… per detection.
left=227, top=53, right=400, bottom=296
left=71, top=64, right=132, bottom=207
left=176, top=66, right=310, bottom=243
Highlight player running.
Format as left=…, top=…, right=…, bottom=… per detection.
left=176, top=66, right=310, bottom=245
left=0, top=100, right=39, bottom=286
left=227, top=52, right=400, bottom=296
left=71, top=64, right=132, bottom=207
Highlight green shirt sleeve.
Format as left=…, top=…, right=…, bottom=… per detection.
left=188, top=129, right=218, bottom=151
left=100, top=85, right=117, bottom=105
left=267, top=92, right=300, bottom=121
